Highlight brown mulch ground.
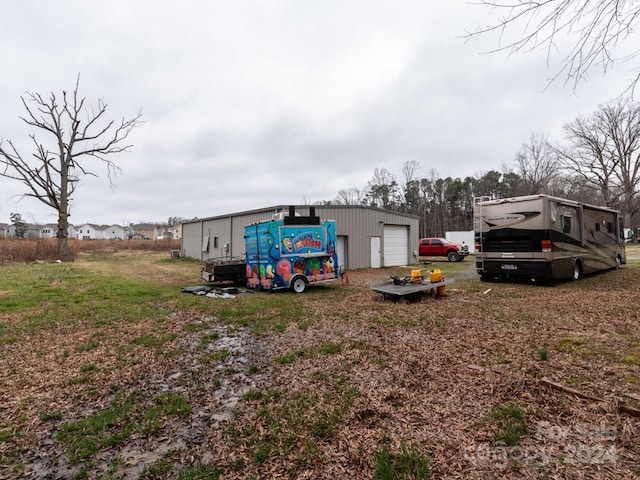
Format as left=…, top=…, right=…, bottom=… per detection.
left=1, top=255, right=639, bottom=479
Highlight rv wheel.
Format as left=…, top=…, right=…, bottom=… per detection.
left=571, top=260, right=581, bottom=281
left=290, top=276, right=307, bottom=294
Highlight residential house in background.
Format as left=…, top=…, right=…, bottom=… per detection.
left=105, top=224, right=126, bottom=240
left=5, top=224, right=41, bottom=238
left=38, top=224, right=57, bottom=239
left=167, top=223, right=182, bottom=240
left=37, top=224, right=77, bottom=239
left=2, top=220, right=184, bottom=240
left=156, top=223, right=182, bottom=240
left=2, top=223, right=75, bottom=238
left=76, top=223, right=106, bottom=240
left=128, top=223, right=155, bottom=240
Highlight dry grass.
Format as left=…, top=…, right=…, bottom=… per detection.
left=0, top=238, right=181, bottom=264
left=0, top=250, right=639, bottom=479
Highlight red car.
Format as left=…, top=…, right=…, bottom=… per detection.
left=418, top=237, right=469, bottom=262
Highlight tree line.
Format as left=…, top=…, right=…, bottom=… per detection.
left=321, top=97, right=640, bottom=238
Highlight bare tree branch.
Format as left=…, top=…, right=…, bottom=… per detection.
left=514, top=132, right=560, bottom=194
left=465, top=0, right=640, bottom=94
left=553, top=97, right=640, bottom=224
left=0, top=75, right=143, bottom=258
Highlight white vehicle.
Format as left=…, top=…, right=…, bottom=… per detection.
left=623, top=228, right=634, bottom=243
left=474, top=194, right=626, bottom=282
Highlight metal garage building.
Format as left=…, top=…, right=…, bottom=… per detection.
left=181, top=205, right=419, bottom=270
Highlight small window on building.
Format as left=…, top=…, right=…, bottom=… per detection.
left=562, top=215, right=572, bottom=234
left=214, top=236, right=219, bottom=248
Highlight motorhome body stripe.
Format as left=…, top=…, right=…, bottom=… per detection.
left=484, top=211, right=541, bottom=228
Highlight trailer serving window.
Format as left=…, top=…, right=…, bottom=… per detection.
left=561, top=215, right=572, bottom=233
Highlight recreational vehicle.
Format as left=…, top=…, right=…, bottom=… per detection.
left=474, top=195, right=626, bottom=282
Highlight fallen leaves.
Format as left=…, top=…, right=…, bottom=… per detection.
left=1, top=255, right=639, bottom=479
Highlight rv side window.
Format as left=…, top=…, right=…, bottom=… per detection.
left=607, top=222, right=614, bottom=234
left=595, top=223, right=601, bottom=232
left=562, top=215, right=572, bottom=233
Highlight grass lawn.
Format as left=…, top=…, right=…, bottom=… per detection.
left=0, top=248, right=639, bottom=479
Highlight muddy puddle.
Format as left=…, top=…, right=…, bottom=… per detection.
left=16, top=317, right=272, bottom=479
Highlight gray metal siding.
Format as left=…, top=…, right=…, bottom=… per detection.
left=181, top=205, right=419, bottom=269
left=200, top=218, right=233, bottom=260
left=181, top=222, right=203, bottom=259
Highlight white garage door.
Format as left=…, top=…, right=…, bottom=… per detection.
left=383, top=225, right=408, bottom=266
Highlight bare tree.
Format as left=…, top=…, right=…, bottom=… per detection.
left=0, top=76, right=142, bottom=258
left=365, top=167, right=399, bottom=210
left=334, top=187, right=365, bottom=205
left=555, top=110, right=617, bottom=205
left=555, top=97, right=640, bottom=225
left=401, top=160, right=420, bottom=185
left=399, top=160, right=421, bottom=211
left=515, top=133, right=560, bottom=194
left=467, top=1, right=640, bottom=94
left=603, top=98, right=640, bottom=225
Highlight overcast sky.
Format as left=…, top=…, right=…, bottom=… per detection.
left=0, top=1, right=636, bottom=226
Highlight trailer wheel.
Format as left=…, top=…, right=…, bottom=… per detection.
left=571, top=260, right=582, bottom=281
left=290, top=276, right=307, bottom=294
left=447, top=251, right=459, bottom=262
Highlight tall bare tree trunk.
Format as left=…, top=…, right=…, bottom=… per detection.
left=0, top=76, right=141, bottom=261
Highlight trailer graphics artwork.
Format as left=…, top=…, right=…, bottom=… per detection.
left=474, top=194, right=626, bottom=282
left=244, top=212, right=338, bottom=292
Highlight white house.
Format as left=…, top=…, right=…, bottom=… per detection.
left=104, top=224, right=126, bottom=240
left=76, top=223, right=105, bottom=240
left=2, top=220, right=180, bottom=241
left=38, top=224, right=57, bottom=239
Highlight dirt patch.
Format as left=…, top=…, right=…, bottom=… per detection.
left=1, top=313, right=271, bottom=479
